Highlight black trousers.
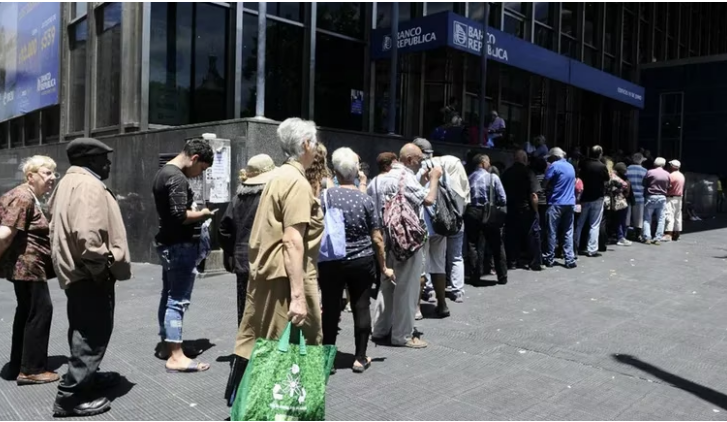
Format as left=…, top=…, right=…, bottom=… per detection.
left=235, top=272, right=249, bottom=327
left=505, top=210, right=542, bottom=269
left=318, top=255, right=375, bottom=361
left=464, top=206, right=508, bottom=282
left=56, top=280, right=115, bottom=406
left=10, top=281, right=53, bottom=376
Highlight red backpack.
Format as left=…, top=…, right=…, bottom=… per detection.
left=383, top=172, right=428, bottom=261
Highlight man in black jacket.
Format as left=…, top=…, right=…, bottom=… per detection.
left=502, top=150, right=542, bottom=271
left=574, top=145, right=610, bottom=257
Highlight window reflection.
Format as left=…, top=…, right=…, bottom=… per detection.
left=584, top=2, right=596, bottom=46
left=193, top=3, right=228, bottom=123
left=267, top=3, right=303, bottom=22
left=317, top=3, right=363, bottom=39
left=69, top=20, right=87, bottom=132
left=561, top=3, right=576, bottom=37
left=240, top=13, right=257, bottom=118
left=427, top=3, right=453, bottom=15
left=315, top=34, right=364, bottom=131
left=96, top=2, right=122, bottom=128
left=534, top=2, right=555, bottom=26
left=265, top=20, right=303, bottom=121
left=504, top=14, right=525, bottom=39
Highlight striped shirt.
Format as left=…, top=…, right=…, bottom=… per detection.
left=469, top=168, right=506, bottom=207
left=626, top=164, right=648, bottom=203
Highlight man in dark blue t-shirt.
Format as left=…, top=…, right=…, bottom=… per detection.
left=542, top=148, right=577, bottom=268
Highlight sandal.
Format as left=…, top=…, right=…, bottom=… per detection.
left=165, top=360, right=210, bottom=373
left=352, top=357, right=371, bottom=374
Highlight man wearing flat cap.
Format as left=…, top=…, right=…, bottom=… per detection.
left=49, top=138, right=131, bottom=417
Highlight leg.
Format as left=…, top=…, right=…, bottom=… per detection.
left=505, top=214, right=520, bottom=267
left=157, top=248, right=169, bottom=340
left=642, top=198, right=654, bottom=241
left=56, top=281, right=115, bottom=409
left=485, top=226, right=508, bottom=283
left=9, top=282, right=31, bottom=378
left=372, top=253, right=395, bottom=339
left=655, top=196, right=667, bottom=241
left=587, top=199, right=604, bottom=254
left=390, top=251, right=424, bottom=346
left=528, top=211, right=543, bottom=270
left=427, top=236, right=448, bottom=316
left=559, top=207, right=576, bottom=266
left=317, top=262, right=345, bottom=347
left=573, top=202, right=589, bottom=253
left=235, top=272, right=249, bottom=327
left=346, top=257, right=375, bottom=363
left=445, top=230, right=465, bottom=295
left=464, top=207, right=482, bottom=280
left=20, top=282, right=53, bottom=375
left=674, top=197, right=683, bottom=239
left=543, top=205, right=560, bottom=265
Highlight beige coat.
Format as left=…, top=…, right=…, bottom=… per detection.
left=49, top=166, right=131, bottom=289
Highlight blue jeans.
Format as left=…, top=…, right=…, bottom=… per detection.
left=643, top=195, right=667, bottom=241
left=157, top=242, right=198, bottom=343
left=574, top=198, right=604, bottom=254
left=446, top=229, right=465, bottom=293
left=543, top=205, right=576, bottom=265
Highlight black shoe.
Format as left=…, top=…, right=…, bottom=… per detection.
left=53, top=397, right=111, bottom=418
left=497, top=278, right=508, bottom=285
left=371, top=333, right=391, bottom=345
left=586, top=252, right=602, bottom=258
left=565, top=262, right=578, bottom=269
left=544, top=261, right=554, bottom=268
left=92, top=372, right=120, bottom=391
left=507, top=262, right=516, bottom=270
left=436, top=305, right=450, bottom=319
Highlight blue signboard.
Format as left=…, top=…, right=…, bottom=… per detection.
left=371, top=11, right=645, bottom=109
left=0, top=2, right=60, bottom=122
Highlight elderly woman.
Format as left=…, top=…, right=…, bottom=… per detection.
left=318, top=148, right=393, bottom=373
left=228, top=118, right=324, bottom=401
left=0, top=155, right=59, bottom=385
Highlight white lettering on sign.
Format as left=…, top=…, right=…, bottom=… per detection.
left=617, top=87, right=643, bottom=101
left=37, top=72, right=57, bottom=92
left=453, top=20, right=508, bottom=61
left=383, top=26, right=438, bottom=51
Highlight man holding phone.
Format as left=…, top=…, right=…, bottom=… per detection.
left=152, top=138, right=215, bottom=373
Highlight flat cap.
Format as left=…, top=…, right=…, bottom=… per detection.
left=412, top=137, right=434, bottom=154
left=66, top=138, right=113, bottom=160
left=669, top=159, right=681, bottom=169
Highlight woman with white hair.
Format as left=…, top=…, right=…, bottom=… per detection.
left=318, top=147, right=393, bottom=373
left=0, top=155, right=59, bottom=385
left=230, top=118, right=324, bottom=396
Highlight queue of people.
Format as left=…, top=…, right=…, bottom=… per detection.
left=0, top=120, right=689, bottom=418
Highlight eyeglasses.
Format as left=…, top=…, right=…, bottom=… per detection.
left=37, top=170, right=60, bottom=179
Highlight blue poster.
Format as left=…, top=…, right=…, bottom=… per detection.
left=0, top=2, right=60, bottom=122
left=350, top=89, right=364, bottom=115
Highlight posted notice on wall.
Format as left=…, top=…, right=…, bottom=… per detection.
left=206, top=143, right=231, bottom=203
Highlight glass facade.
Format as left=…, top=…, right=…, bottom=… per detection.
left=1, top=2, right=727, bottom=149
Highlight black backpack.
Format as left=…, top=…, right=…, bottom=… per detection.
left=428, top=173, right=463, bottom=236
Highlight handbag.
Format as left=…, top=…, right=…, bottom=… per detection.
left=231, top=323, right=337, bottom=421
left=318, top=189, right=347, bottom=262
left=481, top=172, right=506, bottom=228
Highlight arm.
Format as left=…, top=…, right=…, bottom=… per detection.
left=0, top=226, right=17, bottom=259
left=218, top=196, right=237, bottom=255
left=166, top=175, right=213, bottom=225
left=358, top=171, right=368, bottom=194
left=371, top=229, right=394, bottom=280
left=72, top=183, right=113, bottom=281
left=494, top=175, right=507, bottom=207
left=283, top=223, right=307, bottom=325
left=423, top=167, right=443, bottom=206
left=0, top=193, right=31, bottom=259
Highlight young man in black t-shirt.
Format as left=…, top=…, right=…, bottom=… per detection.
left=152, top=138, right=214, bottom=373
left=574, top=145, right=610, bottom=257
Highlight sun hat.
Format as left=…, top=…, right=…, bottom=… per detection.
left=240, top=154, right=277, bottom=185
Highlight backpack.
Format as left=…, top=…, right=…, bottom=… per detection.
left=383, top=172, right=428, bottom=261
left=318, top=189, right=347, bottom=262
left=427, top=173, right=462, bottom=236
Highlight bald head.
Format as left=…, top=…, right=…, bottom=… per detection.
left=514, top=149, right=528, bottom=164
left=399, top=143, right=424, bottom=172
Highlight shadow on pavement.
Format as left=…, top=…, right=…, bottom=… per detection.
left=154, top=339, right=216, bottom=360
left=48, top=355, right=69, bottom=371
left=682, top=215, right=727, bottom=235
left=612, top=353, right=727, bottom=410
left=106, top=375, right=136, bottom=402
left=333, top=351, right=385, bottom=370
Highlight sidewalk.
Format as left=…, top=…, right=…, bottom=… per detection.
left=2, top=225, right=727, bottom=420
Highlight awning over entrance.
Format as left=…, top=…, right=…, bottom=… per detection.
left=371, top=11, right=645, bottom=109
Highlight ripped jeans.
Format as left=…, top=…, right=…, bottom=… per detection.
left=157, top=242, right=199, bottom=343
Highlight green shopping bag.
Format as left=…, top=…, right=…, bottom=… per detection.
left=231, top=322, right=337, bottom=421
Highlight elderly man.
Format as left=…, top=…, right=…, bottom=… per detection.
left=626, top=153, right=648, bottom=240
left=502, top=150, right=542, bottom=271
left=49, top=138, right=131, bottom=417
left=574, top=145, right=609, bottom=257
left=642, top=157, right=671, bottom=244
left=371, top=143, right=442, bottom=349
left=542, top=148, right=577, bottom=269
left=664, top=159, right=685, bottom=242
left=465, top=154, right=508, bottom=284
left=486, top=111, right=506, bottom=148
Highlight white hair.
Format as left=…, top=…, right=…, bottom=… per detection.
left=277, top=118, right=318, bottom=159
left=331, top=147, right=359, bottom=183
left=20, top=155, right=57, bottom=181
left=549, top=147, right=566, bottom=159
left=654, top=157, right=666, bottom=168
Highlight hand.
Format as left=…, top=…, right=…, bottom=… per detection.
left=429, top=165, right=443, bottom=180
left=382, top=267, right=395, bottom=282
left=287, top=297, right=308, bottom=327
left=201, top=208, right=216, bottom=219
left=358, top=171, right=367, bottom=185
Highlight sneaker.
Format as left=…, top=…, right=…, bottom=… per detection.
left=565, top=262, right=578, bottom=269
left=421, top=289, right=436, bottom=304
left=454, top=291, right=464, bottom=303
left=586, top=252, right=602, bottom=258
left=651, top=240, right=661, bottom=246
left=616, top=239, right=632, bottom=246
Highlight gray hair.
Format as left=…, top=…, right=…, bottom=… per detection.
left=277, top=118, right=318, bottom=159
left=331, top=147, right=359, bottom=183
left=654, top=157, right=666, bottom=168
left=549, top=147, right=566, bottom=159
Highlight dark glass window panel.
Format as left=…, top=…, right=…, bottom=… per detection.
left=624, top=3, right=635, bottom=13
left=317, top=3, right=364, bottom=39
left=584, top=3, right=596, bottom=46
left=584, top=46, right=596, bottom=67
left=0, top=122, right=6, bottom=149
left=561, top=35, right=576, bottom=58
left=623, top=12, right=635, bottom=63
left=243, top=3, right=258, bottom=12
left=504, top=14, right=525, bottom=39
left=10, top=118, right=22, bottom=148
left=314, top=34, right=364, bottom=131
left=376, top=2, right=415, bottom=28
left=427, top=3, right=453, bottom=15
left=622, top=63, right=634, bottom=82
left=639, top=22, right=649, bottom=63
left=561, top=3, right=577, bottom=37
left=240, top=13, right=257, bottom=118
left=192, top=3, right=228, bottom=124
left=468, top=2, right=499, bottom=28
left=69, top=20, right=87, bottom=132
left=667, top=37, right=677, bottom=60
left=604, top=4, right=617, bottom=54
left=72, top=2, right=87, bottom=19
left=534, top=2, right=556, bottom=26
left=535, top=24, right=553, bottom=51
left=679, top=5, right=689, bottom=46
left=668, top=3, right=678, bottom=35
left=653, top=30, right=664, bottom=62
left=24, top=112, right=39, bottom=146
left=149, top=3, right=193, bottom=125
left=639, top=3, right=649, bottom=21
left=603, top=55, right=615, bottom=75
left=267, top=3, right=303, bottom=22
left=501, top=67, right=527, bottom=105
left=96, top=3, right=121, bottom=128
left=690, top=9, right=699, bottom=52
left=265, top=20, right=303, bottom=121
left=42, top=106, right=60, bottom=141
left=504, top=2, right=529, bottom=16
left=655, top=3, right=665, bottom=29
left=679, top=44, right=687, bottom=59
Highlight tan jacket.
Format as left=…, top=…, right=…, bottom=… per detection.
left=49, top=166, right=131, bottom=289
